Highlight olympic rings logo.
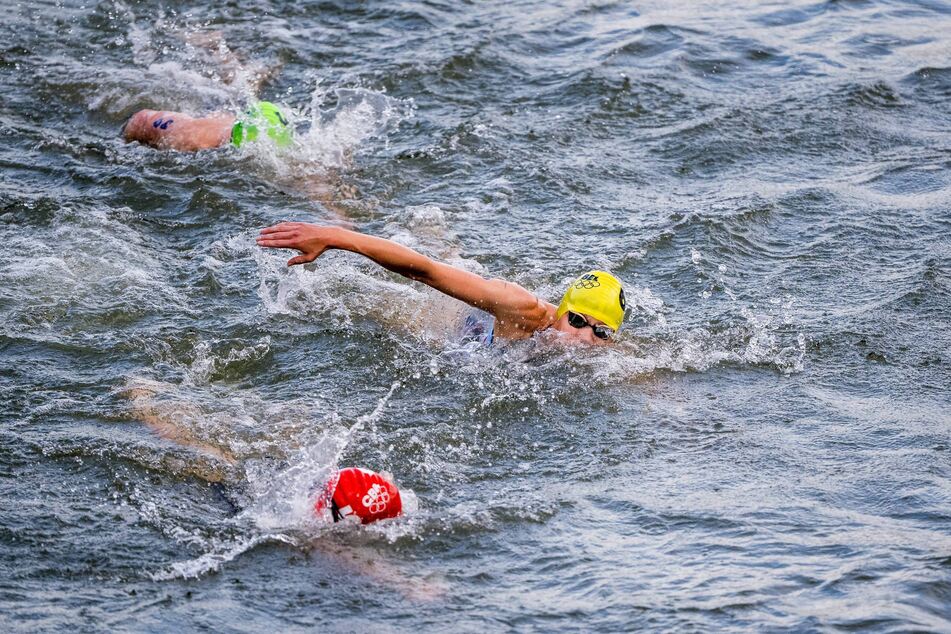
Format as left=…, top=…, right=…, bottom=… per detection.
left=363, top=484, right=390, bottom=514
left=574, top=273, right=600, bottom=290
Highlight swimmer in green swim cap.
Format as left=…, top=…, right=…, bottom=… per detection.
left=121, top=101, right=293, bottom=152
left=120, top=99, right=359, bottom=217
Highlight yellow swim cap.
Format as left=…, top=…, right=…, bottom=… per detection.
left=556, top=270, right=626, bottom=332
left=231, top=101, right=293, bottom=148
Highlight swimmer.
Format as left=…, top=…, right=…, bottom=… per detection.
left=120, top=27, right=293, bottom=153
left=122, top=100, right=292, bottom=152
left=118, top=31, right=364, bottom=218
left=119, top=381, right=444, bottom=599
left=256, top=222, right=627, bottom=345
left=123, top=381, right=402, bottom=526
left=121, top=100, right=360, bottom=218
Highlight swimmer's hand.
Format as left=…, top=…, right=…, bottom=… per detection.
left=257, top=222, right=332, bottom=265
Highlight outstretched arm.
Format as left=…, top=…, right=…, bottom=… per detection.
left=257, top=222, right=555, bottom=338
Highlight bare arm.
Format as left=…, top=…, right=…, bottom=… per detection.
left=257, top=222, right=556, bottom=338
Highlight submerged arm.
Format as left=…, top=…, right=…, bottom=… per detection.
left=256, top=222, right=555, bottom=336
left=120, top=380, right=237, bottom=483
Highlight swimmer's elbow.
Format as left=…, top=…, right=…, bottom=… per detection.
left=405, top=257, right=439, bottom=285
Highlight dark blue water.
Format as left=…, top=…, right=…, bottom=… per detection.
left=2, top=0, right=950, bottom=630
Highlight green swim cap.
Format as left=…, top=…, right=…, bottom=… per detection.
left=231, top=101, right=293, bottom=148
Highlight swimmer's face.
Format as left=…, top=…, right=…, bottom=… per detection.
left=552, top=311, right=614, bottom=345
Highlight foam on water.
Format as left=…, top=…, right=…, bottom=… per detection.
left=0, top=203, right=189, bottom=340
left=151, top=533, right=298, bottom=581
left=185, top=336, right=273, bottom=386
left=294, top=87, right=407, bottom=165
left=253, top=236, right=448, bottom=339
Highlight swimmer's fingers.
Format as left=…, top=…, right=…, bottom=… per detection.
left=256, top=234, right=298, bottom=245
left=256, top=225, right=310, bottom=247
left=259, top=221, right=307, bottom=236
left=287, top=253, right=319, bottom=266
left=255, top=236, right=326, bottom=266
left=257, top=222, right=330, bottom=266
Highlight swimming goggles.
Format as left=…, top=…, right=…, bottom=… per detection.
left=567, top=311, right=614, bottom=340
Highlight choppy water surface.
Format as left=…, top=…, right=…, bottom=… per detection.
left=2, top=0, right=950, bottom=630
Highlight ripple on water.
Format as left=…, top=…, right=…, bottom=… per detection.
left=2, top=0, right=950, bottom=630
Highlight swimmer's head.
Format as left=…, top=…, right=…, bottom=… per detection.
left=314, top=467, right=403, bottom=525
left=231, top=101, right=293, bottom=148
left=121, top=109, right=158, bottom=143
left=554, top=270, right=626, bottom=343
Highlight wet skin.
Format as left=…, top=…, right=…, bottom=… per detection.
left=257, top=222, right=616, bottom=345
left=123, top=109, right=235, bottom=151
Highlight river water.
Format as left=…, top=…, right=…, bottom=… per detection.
left=1, top=0, right=950, bottom=630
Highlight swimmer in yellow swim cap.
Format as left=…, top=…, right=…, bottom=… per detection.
left=257, top=222, right=627, bottom=345
left=121, top=101, right=293, bottom=152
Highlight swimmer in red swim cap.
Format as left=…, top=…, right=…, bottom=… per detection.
left=314, top=467, right=403, bottom=525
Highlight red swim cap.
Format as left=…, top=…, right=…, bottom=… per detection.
left=314, top=467, right=402, bottom=525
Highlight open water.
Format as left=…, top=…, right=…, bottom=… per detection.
left=1, top=0, right=950, bottom=631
